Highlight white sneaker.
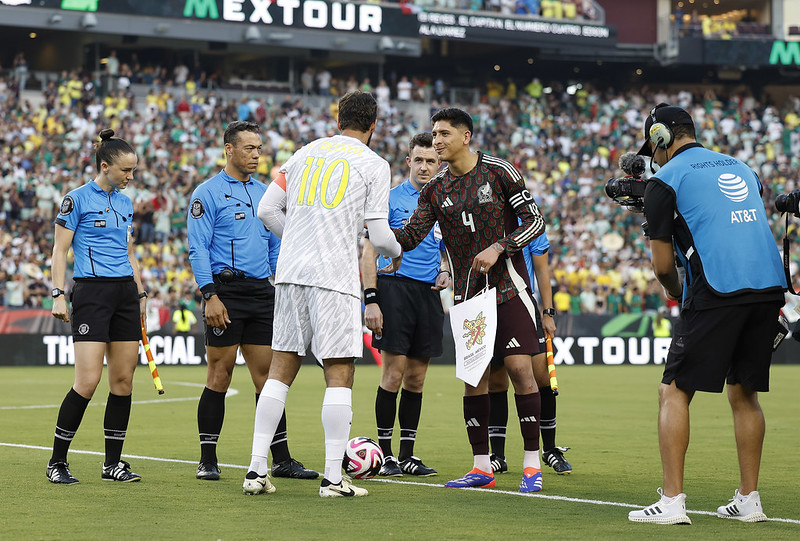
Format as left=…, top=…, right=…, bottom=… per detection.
left=717, top=489, right=767, bottom=522
left=628, top=488, right=692, bottom=525
left=242, top=471, right=276, bottom=495
left=319, top=476, right=368, bottom=498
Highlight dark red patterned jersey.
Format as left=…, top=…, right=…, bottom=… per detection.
left=395, top=151, right=545, bottom=305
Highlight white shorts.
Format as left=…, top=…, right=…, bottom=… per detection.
left=272, top=283, right=363, bottom=360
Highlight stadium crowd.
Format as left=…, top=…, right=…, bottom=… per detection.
left=2, top=69, right=799, bottom=323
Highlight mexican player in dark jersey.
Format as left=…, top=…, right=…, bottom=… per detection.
left=393, top=107, right=547, bottom=493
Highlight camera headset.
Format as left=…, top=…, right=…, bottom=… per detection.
left=646, top=105, right=676, bottom=174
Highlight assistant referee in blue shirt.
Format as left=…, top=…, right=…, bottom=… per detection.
left=47, top=129, right=147, bottom=484
left=361, top=133, right=451, bottom=477
left=187, top=121, right=316, bottom=481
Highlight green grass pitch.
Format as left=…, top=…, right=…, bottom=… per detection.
left=1, top=363, right=798, bottom=540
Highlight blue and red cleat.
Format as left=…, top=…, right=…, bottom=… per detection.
left=519, top=467, right=543, bottom=493
left=445, top=468, right=495, bottom=488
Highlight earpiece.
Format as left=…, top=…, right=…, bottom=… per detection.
left=649, top=122, right=674, bottom=150
left=648, top=108, right=674, bottom=150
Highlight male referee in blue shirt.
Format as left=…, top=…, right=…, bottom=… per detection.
left=187, top=121, right=316, bottom=481
left=361, top=133, right=451, bottom=477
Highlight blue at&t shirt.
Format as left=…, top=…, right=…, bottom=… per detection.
left=55, top=180, right=134, bottom=278
left=377, top=179, right=444, bottom=283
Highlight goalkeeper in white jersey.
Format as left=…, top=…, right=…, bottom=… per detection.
left=244, top=90, right=402, bottom=498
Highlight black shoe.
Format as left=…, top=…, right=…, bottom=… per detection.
left=543, top=446, right=572, bottom=474
left=196, top=462, right=220, bottom=480
left=378, top=456, right=403, bottom=477
left=399, top=456, right=437, bottom=476
left=271, top=458, right=319, bottom=479
left=490, top=453, right=508, bottom=474
left=47, top=461, right=79, bottom=484
left=102, top=460, right=142, bottom=482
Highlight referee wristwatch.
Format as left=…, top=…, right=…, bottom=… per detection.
left=52, top=288, right=65, bottom=298
left=542, top=308, right=556, bottom=317
left=202, top=291, right=217, bottom=301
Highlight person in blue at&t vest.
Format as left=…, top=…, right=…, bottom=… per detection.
left=187, top=121, right=317, bottom=482
left=361, top=133, right=451, bottom=477
left=487, top=228, right=572, bottom=475
left=47, top=129, right=147, bottom=484
left=628, top=103, right=786, bottom=525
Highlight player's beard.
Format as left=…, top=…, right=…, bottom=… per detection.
left=366, top=132, right=373, bottom=147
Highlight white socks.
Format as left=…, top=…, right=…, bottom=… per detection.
left=249, top=379, right=290, bottom=476
left=321, top=387, right=352, bottom=484
left=523, top=450, right=541, bottom=470
left=473, top=454, right=492, bottom=473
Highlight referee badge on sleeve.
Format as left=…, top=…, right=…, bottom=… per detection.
left=190, top=198, right=205, bottom=219
left=59, top=196, right=74, bottom=216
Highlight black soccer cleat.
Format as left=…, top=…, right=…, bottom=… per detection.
left=542, top=446, right=572, bottom=474
left=102, top=460, right=142, bottom=482
left=47, top=461, right=79, bottom=484
left=271, top=458, right=319, bottom=479
left=490, top=453, right=508, bottom=474
left=378, top=456, right=403, bottom=477
left=196, top=462, right=220, bottom=481
left=399, top=456, right=437, bottom=476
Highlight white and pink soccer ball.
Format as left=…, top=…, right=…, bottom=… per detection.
left=342, top=437, right=384, bottom=478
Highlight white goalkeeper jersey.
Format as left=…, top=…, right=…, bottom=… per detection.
left=275, top=134, right=391, bottom=298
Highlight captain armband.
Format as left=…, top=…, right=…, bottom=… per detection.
left=508, top=187, right=535, bottom=211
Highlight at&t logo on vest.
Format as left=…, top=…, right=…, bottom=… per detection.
left=718, top=172, right=758, bottom=224
left=717, top=173, right=748, bottom=202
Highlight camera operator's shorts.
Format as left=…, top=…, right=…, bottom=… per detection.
left=272, top=283, right=362, bottom=359
left=490, top=291, right=541, bottom=367
left=70, top=278, right=140, bottom=342
left=661, top=301, right=783, bottom=392
left=204, top=278, right=274, bottom=347
left=372, top=275, right=444, bottom=358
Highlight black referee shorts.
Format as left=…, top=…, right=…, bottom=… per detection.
left=204, top=277, right=274, bottom=347
left=372, top=275, right=444, bottom=358
left=662, top=300, right=783, bottom=393
left=70, top=278, right=140, bottom=342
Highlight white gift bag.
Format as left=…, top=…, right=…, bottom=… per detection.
left=449, top=270, right=497, bottom=387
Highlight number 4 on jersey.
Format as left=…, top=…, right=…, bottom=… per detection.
left=462, top=211, right=476, bottom=232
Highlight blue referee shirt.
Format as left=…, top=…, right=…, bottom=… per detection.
left=522, top=230, right=550, bottom=296
left=187, top=170, right=280, bottom=291
left=377, top=179, right=444, bottom=283
left=54, top=180, right=134, bottom=278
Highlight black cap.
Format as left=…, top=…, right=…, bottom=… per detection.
left=637, top=103, right=694, bottom=157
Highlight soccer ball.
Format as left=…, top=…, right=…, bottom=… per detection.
left=342, top=437, right=384, bottom=478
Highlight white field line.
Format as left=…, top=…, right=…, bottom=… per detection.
left=2, top=442, right=798, bottom=525
left=0, top=381, right=238, bottom=410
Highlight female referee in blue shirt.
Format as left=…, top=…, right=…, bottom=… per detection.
left=47, top=129, right=147, bottom=484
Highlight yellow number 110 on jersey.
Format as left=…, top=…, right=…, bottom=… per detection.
left=297, top=156, right=350, bottom=209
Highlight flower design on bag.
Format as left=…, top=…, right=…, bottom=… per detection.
left=462, top=311, right=487, bottom=350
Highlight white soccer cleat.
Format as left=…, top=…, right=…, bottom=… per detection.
left=242, top=471, right=276, bottom=495
left=319, top=476, right=368, bottom=498
left=716, top=489, right=768, bottom=522
left=628, top=488, right=692, bottom=525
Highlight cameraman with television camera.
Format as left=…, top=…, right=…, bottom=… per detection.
left=626, top=104, right=787, bottom=525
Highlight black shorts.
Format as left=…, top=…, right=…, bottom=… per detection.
left=70, top=278, right=140, bottom=342
left=662, top=301, right=782, bottom=393
left=490, top=290, right=540, bottom=366
left=204, top=277, right=274, bottom=347
left=372, top=275, right=444, bottom=358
